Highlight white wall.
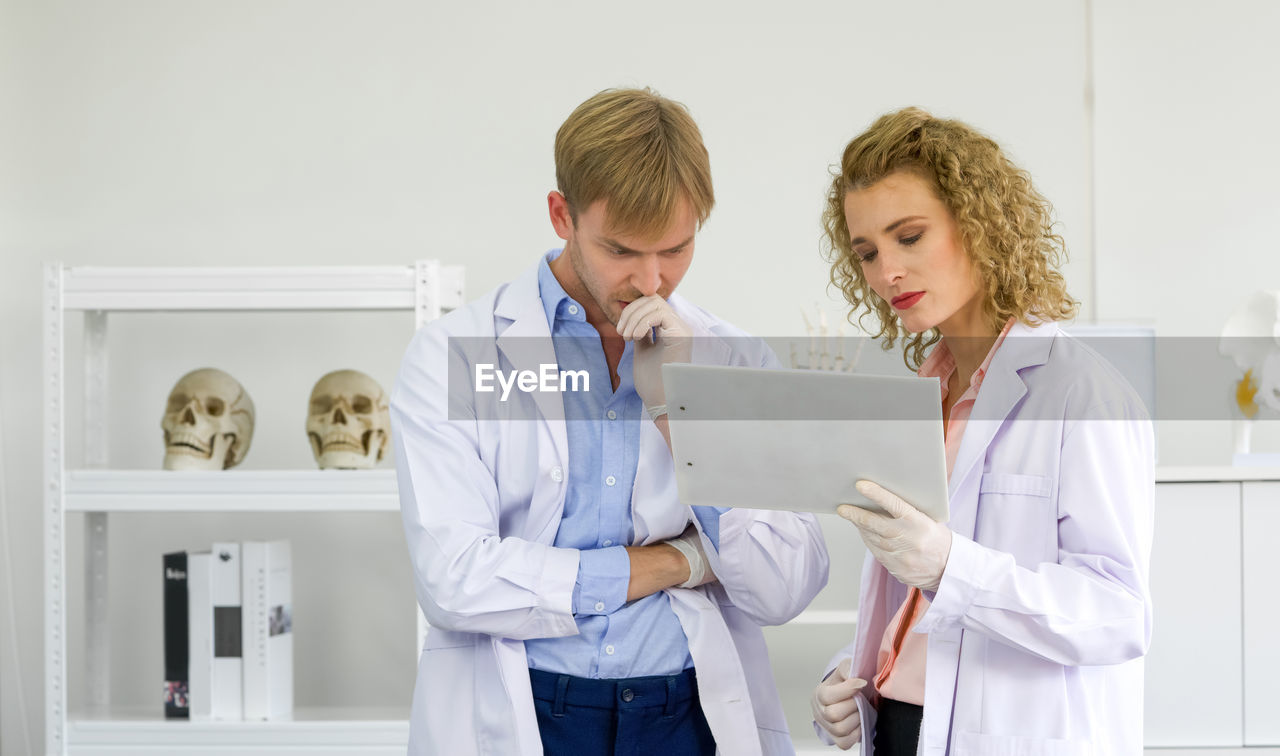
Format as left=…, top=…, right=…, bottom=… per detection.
left=1093, top=0, right=1280, bottom=463
left=1, top=0, right=1274, bottom=752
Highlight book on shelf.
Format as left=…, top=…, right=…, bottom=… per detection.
left=186, top=551, right=213, bottom=721
left=162, top=551, right=189, bottom=719
left=211, top=542, right=243, bottom=720
left=242, top=540, right=294, bottom=720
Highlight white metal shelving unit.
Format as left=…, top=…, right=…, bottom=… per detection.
left=42, top=261, right=463, bottom=755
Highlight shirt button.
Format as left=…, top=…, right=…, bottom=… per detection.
left=602, top=540, right=612, bottom=547
left=605, top=475, right=616, bottom=487
left=550, top=466, right=563, bottom=483
left=606, top=410, right=617, bottom=420
left=594, top=601, right=605, bottom=612
left=605, top=645, right=616, bottom=656
left=568, top=304, right=579, bottom=315
left=620, top=688, right=634, bottom=703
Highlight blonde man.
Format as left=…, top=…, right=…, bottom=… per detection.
left=392, top=88, right=829, bottom=755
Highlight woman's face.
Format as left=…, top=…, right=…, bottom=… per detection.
left=843, top=170, right=985, bottom=338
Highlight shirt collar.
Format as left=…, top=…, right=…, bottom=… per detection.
left=536, top=248, right=588, bottom=328
left=919, top=317, right=1017, bottom=398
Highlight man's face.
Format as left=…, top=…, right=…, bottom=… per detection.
left=549, top=194, right=697, bottom=329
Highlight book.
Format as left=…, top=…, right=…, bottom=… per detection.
left=186, top=551, right=213, bottom=721
left=210, top=542, right=243, bottom=720
left=162, top=551, right=189, bottom=719
left=241, top=540, right=293, bottom=720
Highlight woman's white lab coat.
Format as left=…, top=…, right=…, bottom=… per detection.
left=824, top=321, right=1155, bottom=755
left=392, top=262, right=830, bottom=756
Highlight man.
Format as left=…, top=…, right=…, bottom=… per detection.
left=391, top=87, right=829, bottom=755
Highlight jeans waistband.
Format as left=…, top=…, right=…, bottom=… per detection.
left=528, top=667, right=698, bottom=713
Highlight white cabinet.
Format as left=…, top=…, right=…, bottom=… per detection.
left=42, top=262, right=462, bottom=755
left=1144, top=471, right=1280, bottom=752
left=1144, top=482, right=1242, bottom=747
left=1244, top=481, right=1280, bottom=745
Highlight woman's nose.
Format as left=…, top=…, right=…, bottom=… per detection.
left=878, top=249, right=907, bottom=283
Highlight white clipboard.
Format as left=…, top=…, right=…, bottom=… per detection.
left=662, top=364, right=950, bottom=522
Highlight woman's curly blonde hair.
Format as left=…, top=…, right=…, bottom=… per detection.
left=822, top=107, right=1078, bottom=370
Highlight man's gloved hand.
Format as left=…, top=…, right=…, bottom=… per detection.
left=617, top=295, right=692, bottom=419
left=664, top=524, right=717, bottom=588
left=837, top=480, right=953, bottom=592
left=811, top=658, right=867, bottom=750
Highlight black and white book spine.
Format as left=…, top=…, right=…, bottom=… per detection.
left=242, top=540, right=293, bottom=720
left=162, top=551, right=189, bottom=719
left=186, top=551, right=213, bottom=721
left=210, top=542, right=243, bottom=720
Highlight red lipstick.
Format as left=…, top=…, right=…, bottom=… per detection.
left=891, top=291, right=925, bottom=310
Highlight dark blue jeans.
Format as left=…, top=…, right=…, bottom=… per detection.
left=529, top=668, right=716, bottom=756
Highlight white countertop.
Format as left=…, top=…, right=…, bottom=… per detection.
left=1156, top=466, right=1280, bottom=482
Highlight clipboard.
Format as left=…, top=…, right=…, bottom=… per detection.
left=661, top=364, right=950, bottom=522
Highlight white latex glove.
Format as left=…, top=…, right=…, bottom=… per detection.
left=616, top=295, right=692, bottom=418
left=665, top=524, right=717, bottom=588
left=811, top=658, right=867, bottom=750
left=838, top=480, right=953, bottom=592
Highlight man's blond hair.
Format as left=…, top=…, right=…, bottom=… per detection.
left=555, top=88, right=714, bottom=238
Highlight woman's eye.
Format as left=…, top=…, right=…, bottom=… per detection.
left=901, top=233, right=922, bottom=246
left=857, top=250, right=878, bottom=264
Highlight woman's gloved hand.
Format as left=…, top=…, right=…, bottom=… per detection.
left=838, top=480, right=953, bottom=592
left=811, top=658, right=867, bottom=750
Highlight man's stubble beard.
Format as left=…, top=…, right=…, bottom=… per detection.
left=567, top=237, right=634, bottom=327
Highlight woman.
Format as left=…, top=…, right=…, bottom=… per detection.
left=809, top=108, right=1154, bottom=755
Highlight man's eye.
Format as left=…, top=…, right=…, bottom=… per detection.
left=901, top=233, right=922, bottom=246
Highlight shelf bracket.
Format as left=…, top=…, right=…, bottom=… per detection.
left=43, top=262, right=67, bottom=754
left=84, top=311, right=111, bottom=712
left=414, top=260, right=441, bottom=330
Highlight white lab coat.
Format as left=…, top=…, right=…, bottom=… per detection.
left=392, top=260, right=830, bottom=756
left=822, top=320, right=1154, bottom=756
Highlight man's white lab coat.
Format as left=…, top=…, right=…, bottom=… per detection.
left=392, top=261, right=830, bottom=755
left=824, top=320, right=1155, bottom=755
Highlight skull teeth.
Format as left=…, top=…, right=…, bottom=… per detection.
left=166, top=432, right=215, bottom=458
left=320, top=432, right=367, bottom=454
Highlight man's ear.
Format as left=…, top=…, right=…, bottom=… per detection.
left=548, top=191, right=575, bottom=241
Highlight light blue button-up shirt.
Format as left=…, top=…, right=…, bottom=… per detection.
left=524, top=249, right=720, bottom=679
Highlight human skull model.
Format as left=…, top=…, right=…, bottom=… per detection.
left=306, top=370, right=390, bottom=469
left=161, top=368, right=256, bottom=470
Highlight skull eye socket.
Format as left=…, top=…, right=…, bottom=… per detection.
left=167, top=393, right=189, bottom=413
left=311, top=396, right=334, bottom=415
left=352, top=395, right=373, bottom=414
left=205, top=398, right=225, bottom=417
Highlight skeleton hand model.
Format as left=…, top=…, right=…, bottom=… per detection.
left=160, top=368, right=256, bottom=470
left=307, top=369, right=391, bottom=469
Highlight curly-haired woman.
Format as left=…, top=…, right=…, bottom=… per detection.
left=809, top=108, right=1154, bottom=755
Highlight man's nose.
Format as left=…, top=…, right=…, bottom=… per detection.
left=633, top=255, right=662, bottom=296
